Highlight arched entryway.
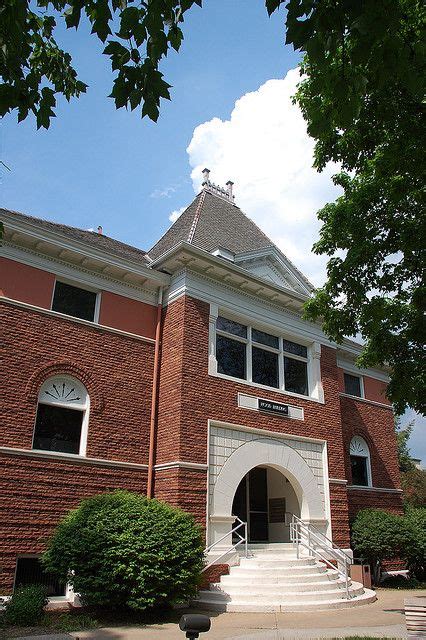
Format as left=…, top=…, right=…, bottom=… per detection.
left=232, top=465, right=301, bottom=543
left=209, top=438, right=327, bottom=549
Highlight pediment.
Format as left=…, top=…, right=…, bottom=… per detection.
left=234, top=248, right=312, bottom=296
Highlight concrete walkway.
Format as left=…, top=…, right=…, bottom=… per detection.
left=17, top=589, right=425, bottom=640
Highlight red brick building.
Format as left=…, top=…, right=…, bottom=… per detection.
left=0, top=172, right=402, bottom=603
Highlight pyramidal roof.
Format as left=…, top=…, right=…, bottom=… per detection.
left=147, top=172, right=313, bottom=294
left=148, top=190, right=275, bottom=260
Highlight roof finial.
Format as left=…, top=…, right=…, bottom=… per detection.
left=226, top=180, right=234, bottom=199
left=202, top=167, right=210, bottom=185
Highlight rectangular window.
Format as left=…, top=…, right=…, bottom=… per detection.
left=52, top=281, right=97, bottom=322
left=215, top=315, right=310, bottom=396
left=252, top=347, right=279, bottom=388
left=33, top=404, right=83, bottom=454
left=252, top=329, right=279, bottom=349
left=15, top=557, right=66, bottom=597
left=284, top=356, right=308, bottom=396
left=216, top=316, right=247, bottom=338
left=216, top=334, right=247, bottom=379
left=344, top=373, right=362, bottom=397
left=283, top=340, right=307, bottom=358
left=351, top=456, right=369, bottom=486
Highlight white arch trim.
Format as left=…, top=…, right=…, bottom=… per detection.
left=211, top=438, right=325, bottom=521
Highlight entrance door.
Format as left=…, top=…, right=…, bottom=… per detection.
left=232, top=467, right=269, bottom=542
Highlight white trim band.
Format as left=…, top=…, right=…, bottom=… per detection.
left=347, top=485, right=403, bottom=493
left=0, top=297, right=156, bottom=344
left=154, top=461, right=208, bottom=471
left=0, top=447, right=149, bottom=470
left=340, top=392, right=393, bottom=410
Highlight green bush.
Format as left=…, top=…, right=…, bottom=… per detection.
left=403, top=506, right=426, bottom=580
left=351, top=509, right=409, bottom=584
left=4, top=585, right=47, bottom=626
left=42, top=491, right=204, bottom=611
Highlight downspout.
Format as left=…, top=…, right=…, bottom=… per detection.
left=147, top=286, right=163, bottom=498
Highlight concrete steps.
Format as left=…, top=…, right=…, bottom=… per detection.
left=195, top=545, right=376, bottom=612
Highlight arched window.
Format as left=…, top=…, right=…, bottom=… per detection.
left=349, top=436, right=372, bottom=487
left=32, top=376, right=89, bottom=455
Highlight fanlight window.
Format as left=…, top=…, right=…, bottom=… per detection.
left=349, top=436, right=372, bottom=487
left=33, top=376, right=89, bottom=455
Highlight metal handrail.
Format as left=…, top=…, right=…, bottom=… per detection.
left=290, top=514, right=352, bottom=599
left=291, top=514, right=352, bottom=564
left=202, top=516, right=248, bottom=572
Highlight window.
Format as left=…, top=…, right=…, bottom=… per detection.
left=33, top=376, right=89, bottom=455
left=344, top=372, right=363, bottom=398
left=52, top=280, right=97, bottom=322
left=215, top=316, right=310, bottom=396
left=15, top=557, right=66, bottom=597
left=350, top=436, right=372, bottom=487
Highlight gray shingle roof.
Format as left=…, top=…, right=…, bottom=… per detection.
left=148, top=190, right=275, bottom=260
left=1, top=207, right=149, bottom=263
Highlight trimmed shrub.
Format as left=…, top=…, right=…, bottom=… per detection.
left=4, top=585, right=47, bottom=626
left=403, top=506, right=426, bottom=580
left=351, top=508, right=409, bottom=584
left=42, top=491, right=204, bottom=611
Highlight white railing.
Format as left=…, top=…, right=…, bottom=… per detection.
left=202, top=516, right=248, bottom=572
left=289, top=513, right=352, bottom=599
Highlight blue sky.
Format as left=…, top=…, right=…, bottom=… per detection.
left=1, top=0, right=424, bottom=462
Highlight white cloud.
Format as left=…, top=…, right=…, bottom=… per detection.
left=186, top=68, right=341, bottom=286
left=169, top=206, right=186, bottom=222
left=151, top=185, right=177, bottom=198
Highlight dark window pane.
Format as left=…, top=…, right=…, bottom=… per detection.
left=15, top=557, right=66, bottom=596
left=249, top=468, right=268, bottom=512
left=252, top=329, right=279, bottom=349
left=351, top=456, right=369, bottom=486
left=344, top=373, right=362, bottom=397
left=216, top=316, right=247, bottom=338
left=249, top=512, right=269, bottom=541
left=284, top=357, right=308, bottom=395
left=33, top=404, right=83, bottom=454
left=216, top=335, right=246, bottom=379
left=52, top=281, right=97, bottom=322
left=252, top=347, right=279, bottom=388
left=282, top=339, right=307, bottom=358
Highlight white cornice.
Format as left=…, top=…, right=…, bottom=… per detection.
left=337, top=356, right=390, bottom=383
left=2, top=243, right=160, bottom=305
left=166, top=269, right=336, bottom=348
left=1, top=211, right=169, bottom=286
left=152, top=241, right=309, bottom=305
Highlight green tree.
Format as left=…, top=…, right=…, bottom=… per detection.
left=395, top=418, right=416, bottom=473
left=402, top=467, right=426, bottom=507
left=2, top=0, right=425, bottom=414
left=42, top=491, right=204, bottom=610
left=403, top=506, right=426, bottom=579
left=295, top=0, right=425, bottom=416
left=351, top=508, right=409, bottom=584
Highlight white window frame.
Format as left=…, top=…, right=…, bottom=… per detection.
left=32, top=375, right=90, bottom=457
left=51, top=277, right=101, bottom=324
left=343, top=370, right=365, bottom=399
left=213, top=313, right=316, bottom=400
left=349, top=435, right=372, bottom=487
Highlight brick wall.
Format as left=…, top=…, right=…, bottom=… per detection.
left=0, top=300, right=154, bottom=594
left=156, top=295, right=351, bottom=543
left=340, top=395, right=403, bottom=518
left=0, top=301, right=154, bottom=463
left=0, top=452, right=147, bottom=593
